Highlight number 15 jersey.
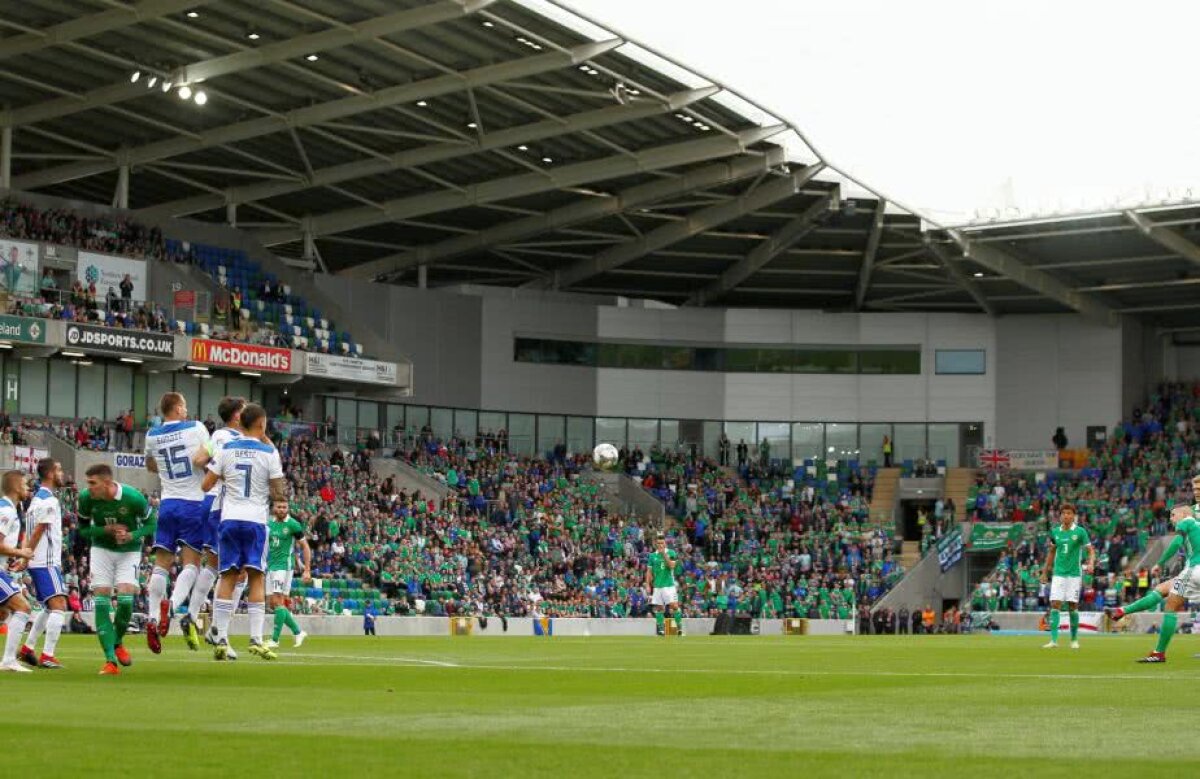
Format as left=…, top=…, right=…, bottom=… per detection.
left=145, top=420, right=210, bottom=502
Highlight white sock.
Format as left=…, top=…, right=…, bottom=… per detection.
left=148, top=566, right=169, bottom=622
left=248, top=602, right=265, bottom=644
left=42, top=611, right=64, bottom=656
left=3, top=612, right=29, bottom=664
left=213, top=598, right=234, bottom=643
left=170, top=565, right=198, bottom=611
left=189, top=567, right=217, bottom=620
left=23, top=609, right=48, bottom=651
left=231, top=580, right=247, bottom=609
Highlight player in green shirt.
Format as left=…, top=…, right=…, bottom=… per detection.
left=265, top=500, right=312, bottom=650
left=645, top=534, right=684, bottom=636
left=76, top=464, right=156, bottom=675
left=1040, top=504, right=1095, bottom=650
left=1108, top=475, right=1200, bottom=663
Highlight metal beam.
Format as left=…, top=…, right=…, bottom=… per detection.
left=945, top=230, right=1118, bottom=325
left=135, top=86, right=718, bottom=220
left=854, top=199, right=886, bottom=310
left=1124, top=210, right=1200, bottom=269
left=925, top=239, right=996, bottom=316
left=11, top=39, right=621, bottom=191
left=1, top=1, right=494, bottom=129
left=687, top=187, right=833, bottom=306
left=539, top=166, right=821, bottom=291
left=0, top=126, right=10, bottom=189
left=286, top=121, right=785, bottom=254
left=0, top=0, right=215, bottom=61
left=345, top=146, right=788, bottom=280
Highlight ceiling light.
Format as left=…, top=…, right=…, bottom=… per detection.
left=248, top=32, right=260, bottom=40
left=77, top=360, right=93, bottom=366
left=147, top=76, right=158, bottom=88
left=467, top=122, right=477, bottom=129
left=0, top=343, right=11, bottom=350
left=161, top=80, right=172, bottom=92
left=186, top=364, right=208, bottom=372
left=306, top=54, right=319, bottom=62
left=130, top=71, right=141, bottom=83
left=628, top=89, right=641, bottom=96
left=177, top=85, right=192, bottom=100
left=416, top=100, right=428, bottom=107
left=61, top=351, right=85, bottom=358
left=579, top=65, right=590, bottom=71
left=119, top=357, right=143, bottom=364
left=541, top=156, right=553, bottom=164
left=517, top=145, right=528, bottom=151
left=240, top=371, right=262, bottom=378
left=973, top=272, right=985, bottom=278
left=186, top=10, right=199, bottom=18
left=193, top=90, right=208, bottom=106
left=481, top=21, right=494, bottom=28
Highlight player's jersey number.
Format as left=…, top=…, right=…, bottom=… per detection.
left=157, top=445, right=193, bottom=479
left=235, top=463, right=253, bottom=498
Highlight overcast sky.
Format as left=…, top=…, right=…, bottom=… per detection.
left=558, top=0, right=1200, bottom=223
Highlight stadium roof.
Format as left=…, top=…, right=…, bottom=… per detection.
left=1, top=0, right=1198, bottom=328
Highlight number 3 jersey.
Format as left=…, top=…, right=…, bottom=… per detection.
left=208, top=438, right=283, bottom=525
left=144, top=419, right=211, bottom=502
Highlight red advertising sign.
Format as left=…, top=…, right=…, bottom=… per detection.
left=190, top=338, right=292, bottom=373
left=174, top=290, right=196, bottom=308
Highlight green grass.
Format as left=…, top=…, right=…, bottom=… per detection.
left=10, top=633, right=1200, bottom=777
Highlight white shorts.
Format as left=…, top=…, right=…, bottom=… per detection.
left=1169, top=566, right=1200, bottom=601
left=651, top=586, right=678, bottom=607
left=90, top=548, right=141, bottom=591
left=267, top=570, right=293, bottom=597
left=1049, top=575, right=1082, bottom=603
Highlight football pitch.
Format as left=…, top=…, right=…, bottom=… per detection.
left=11, top=633, right=1200, bottom=777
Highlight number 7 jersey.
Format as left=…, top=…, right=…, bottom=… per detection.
left=208, top=438, right=284, bottom=525
left=144, top=419, right=210, bottom=501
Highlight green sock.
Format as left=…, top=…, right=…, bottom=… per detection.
left=1048, top=610, right=1060, bottom=642
left=1156, top=612, right=1177, bottom=654
left=114, top=595, right=133, bottom=644
left=95, top=598, right=116, bottom=662
left=1069, top=610, right=1080, bottom=640
left=1123, top=590, right=1164, bottom=615
left=284, top=611, right=301, bottom=636
left=673, top=610, right=683, bottom=630
left=272, top=607, right=287, bottom=642
left=654, top=611, right=665, bottom=632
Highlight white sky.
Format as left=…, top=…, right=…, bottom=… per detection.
left=559, top=0, right=1200, bottom=224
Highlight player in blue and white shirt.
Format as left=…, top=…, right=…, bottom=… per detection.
left=0, top=471, right=34, bottom=673
left=188, top=395, right=246, bottom=652
left=200, top=403, right=286, bottom=661
left=143, top=391, right=210, bottom=649
left=19, top=458, right=66, bottom=669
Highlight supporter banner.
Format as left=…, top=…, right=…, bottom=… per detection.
left=937, top=526, right=964, bottom=572
left=76, top=252, right=147, bottom=301
left=12, top=446, right=48, bottom=474
left=0, top=238, right=40, bottom=296
left=968, top=522, right=1025, bottom=551
left=0, top=315, right=46, bottom=344
left=114, top=452, right=147, bottom=469
left=305, top=352, right=398, bottom=385
left=65, top=322, right=175, bottom=358
left=1055, top=611, right=1103, bottom=633
left=976, top=448, right=1059, bottom=470
left=273, top=420, right=317, bottom=440
left=191, top=338, right=292, bottom=373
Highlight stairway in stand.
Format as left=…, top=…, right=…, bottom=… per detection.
left=899, top=540, right=922, bottom=571
left=869, top=468, right=900, bottom=526
left=943, top=467, right=978, bottom=522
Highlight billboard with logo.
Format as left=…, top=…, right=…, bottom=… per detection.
left=191, top=338, right=292, bottom=373
left=305, top=353, right=398, bottom=385
left=114, top=452, right=147, bottom=470
left=0, top=239, right=40, bottom=296
left=76, top=252, right=147, bottom=301
left=0, top=315, right=46, bottom=344
left=65, top=323, right=175, bottom=358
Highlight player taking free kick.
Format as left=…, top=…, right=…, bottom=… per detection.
left=646, top=533, right=684, bottom=637
left=1106, top=475, right=1200, bottom=663
left=265, top=499, right=311, bottom=650
left=1040, top=504, right=1095, bottom=650
left=77, top=464, right=157, bottom=675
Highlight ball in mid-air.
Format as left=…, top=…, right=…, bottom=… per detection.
left=593, top=442, right=619, bottom=470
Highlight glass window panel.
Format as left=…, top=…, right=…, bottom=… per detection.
left=147, top=372, right=173, bottom=420
left=928, top=423, right=960, bottom=467
left=757, top=349, right=796, bottom=373
left=858, top=423, right=892, bottom=466
left=173, top=374, right=198, bottom=421
left=935, top=349, right=985, bottom=375
left=336, top=399, right=356, bottom=429
left=595, top=417, right=626, bottom=449
left=48, top=360, right=76, bottom=418
left=508, top=413, right=534, bottom=456
left=19, top=359, right=47, bottom=416
left=659, top=420, right=680, bottom=452
left=795, top=350, right=857, bottom=374
left=226, top=377, right=252, bottom=406
left=859, top=349, right=921, bottom=375
left=694, top=348, right=723, bottom=372
left=197, top=374, right=224, bottom=425
left=627, top=418, right=657, bottom=452
left=758, top=422, right=790, bottom=463
left=660, top=347, right=695, bottom=371
left=724, top=422, right=755, bottom=461
left=566, top=416, right=593, bottom=456
left=454, top=409, right=477, bottom=441
left=513, top=338, right=543, bottom=363
left=77, top=362, right=105, bottom=420
left=893, top=423, right=927, bottom=463
left=478, top=412, right=505, bottom=440
left=358, top=401, right=379, bottom=432
left=536, top=414, right=564, bottom=457
left=723, top=349, right=758, bottom=373
left=104, top=364, right=133, bottom=419
left=825, top=422, right=858, bottom=460
left=386, top=404, right=405, bottom=433
left=703, top=420, right=722, bottom=460
left=791, top=423, right=823, bottom=462
left=430, top=407, right=453, bottom=441
left=406, top=406, right=430, bottom=432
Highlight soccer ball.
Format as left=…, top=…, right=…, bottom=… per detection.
left=592, top=442, right=619, bottom=470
